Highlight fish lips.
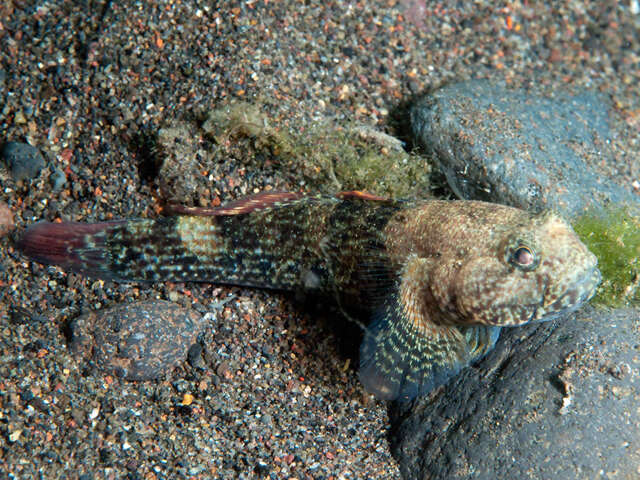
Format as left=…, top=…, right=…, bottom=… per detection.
left=532, top=266, right=602, bottom=323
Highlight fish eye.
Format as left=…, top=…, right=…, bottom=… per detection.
left=508, top=244, right=539, bottom=271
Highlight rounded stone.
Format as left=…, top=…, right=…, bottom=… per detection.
left=1, top=141, right=46, bottom=182
left=410, top=81, right=639, bottom=218
left=69, top=300, right=207, bottom=381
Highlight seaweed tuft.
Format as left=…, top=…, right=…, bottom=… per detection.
left=573, top=205, right=640, bottom=307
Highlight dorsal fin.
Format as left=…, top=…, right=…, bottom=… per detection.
left=164, top=191, right=305, bottom=216
left=165, top=190, right=389, bottom=217
left=336, top=190, right=389, bottom=201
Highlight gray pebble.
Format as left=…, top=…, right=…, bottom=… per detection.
left=69, top=300, right=208, bottom=381
left=186, top=342, right=205, bottom=369
left=49, top=167, right=67, bottom=191
left=410, top=80, right=638, bottom=218
left=1, top=141, right=46, bottom=182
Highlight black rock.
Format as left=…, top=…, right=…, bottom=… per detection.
left=410, top=81, right=638, bottom=218
left=1, top=141, right=46, bottom=181
left=186, top=342, right=205, bottom=370
left=389, top=307, right=640, bottom=479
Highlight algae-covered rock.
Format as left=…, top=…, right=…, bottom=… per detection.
left=202, top=102, right=431, bottom=199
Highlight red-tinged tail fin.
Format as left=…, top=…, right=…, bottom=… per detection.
left=18, top=220, right=131, bottom=279
left=18, top=216, right=266, bottom=285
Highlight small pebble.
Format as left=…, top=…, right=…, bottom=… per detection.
left=216, top=361, right=233, bottom=380
left=0, top=201, right=14, bottom=237
left=186, top=342, right=205, bottom=369
left=49, top=167, right=67, bottom=191
left=1, top=141, right=46, bottom=182
left=9, top=429, right=22, bottom=443
left=14, top=111, right=27, bottom=124
left=69, top=300, right=207, bottom=380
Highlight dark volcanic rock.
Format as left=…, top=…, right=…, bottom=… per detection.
left=389, top=307, right=640, bottom=480
left=70, top=300, right=207, bottom=380
left=1, top=141, right=46, bottom=181
left=410, top=81, right=638, bottom=218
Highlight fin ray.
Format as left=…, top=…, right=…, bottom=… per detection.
left=165, top=192, right=305, bottom=216
left=359, top=293, right=501, bottom=401
left=19, top=221, right=128, bottom=275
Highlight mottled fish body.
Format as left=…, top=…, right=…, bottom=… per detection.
left=19, top=191, right=601, bottom=400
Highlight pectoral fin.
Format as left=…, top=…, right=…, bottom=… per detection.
left=358, top=254, right=501, bottom=401
left=359, top=298, right=501, bottom=401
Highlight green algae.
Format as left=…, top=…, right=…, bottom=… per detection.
left=573, top=206, right=640, bottom=307
left=201, top=102, right=431, bottom=199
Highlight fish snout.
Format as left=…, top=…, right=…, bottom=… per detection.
left=542, top=263, right=601, bottom=315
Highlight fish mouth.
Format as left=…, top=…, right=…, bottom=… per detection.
left=534, top=266, right=602, bottom=323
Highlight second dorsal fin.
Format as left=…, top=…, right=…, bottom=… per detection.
left=335, top=190, right=389, bottom=202
left=336, top=190, right=389, bottom=202
left=165, top=191, right=305, bottom=216
left=165, top=190, right=389, bottom=216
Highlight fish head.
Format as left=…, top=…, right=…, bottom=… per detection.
left=452, top=210, right=601, bottom=326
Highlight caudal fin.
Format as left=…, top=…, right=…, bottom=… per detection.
left=18, top=220, right=132, bottom=279
left=19, top=216, right=238, bottom=283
